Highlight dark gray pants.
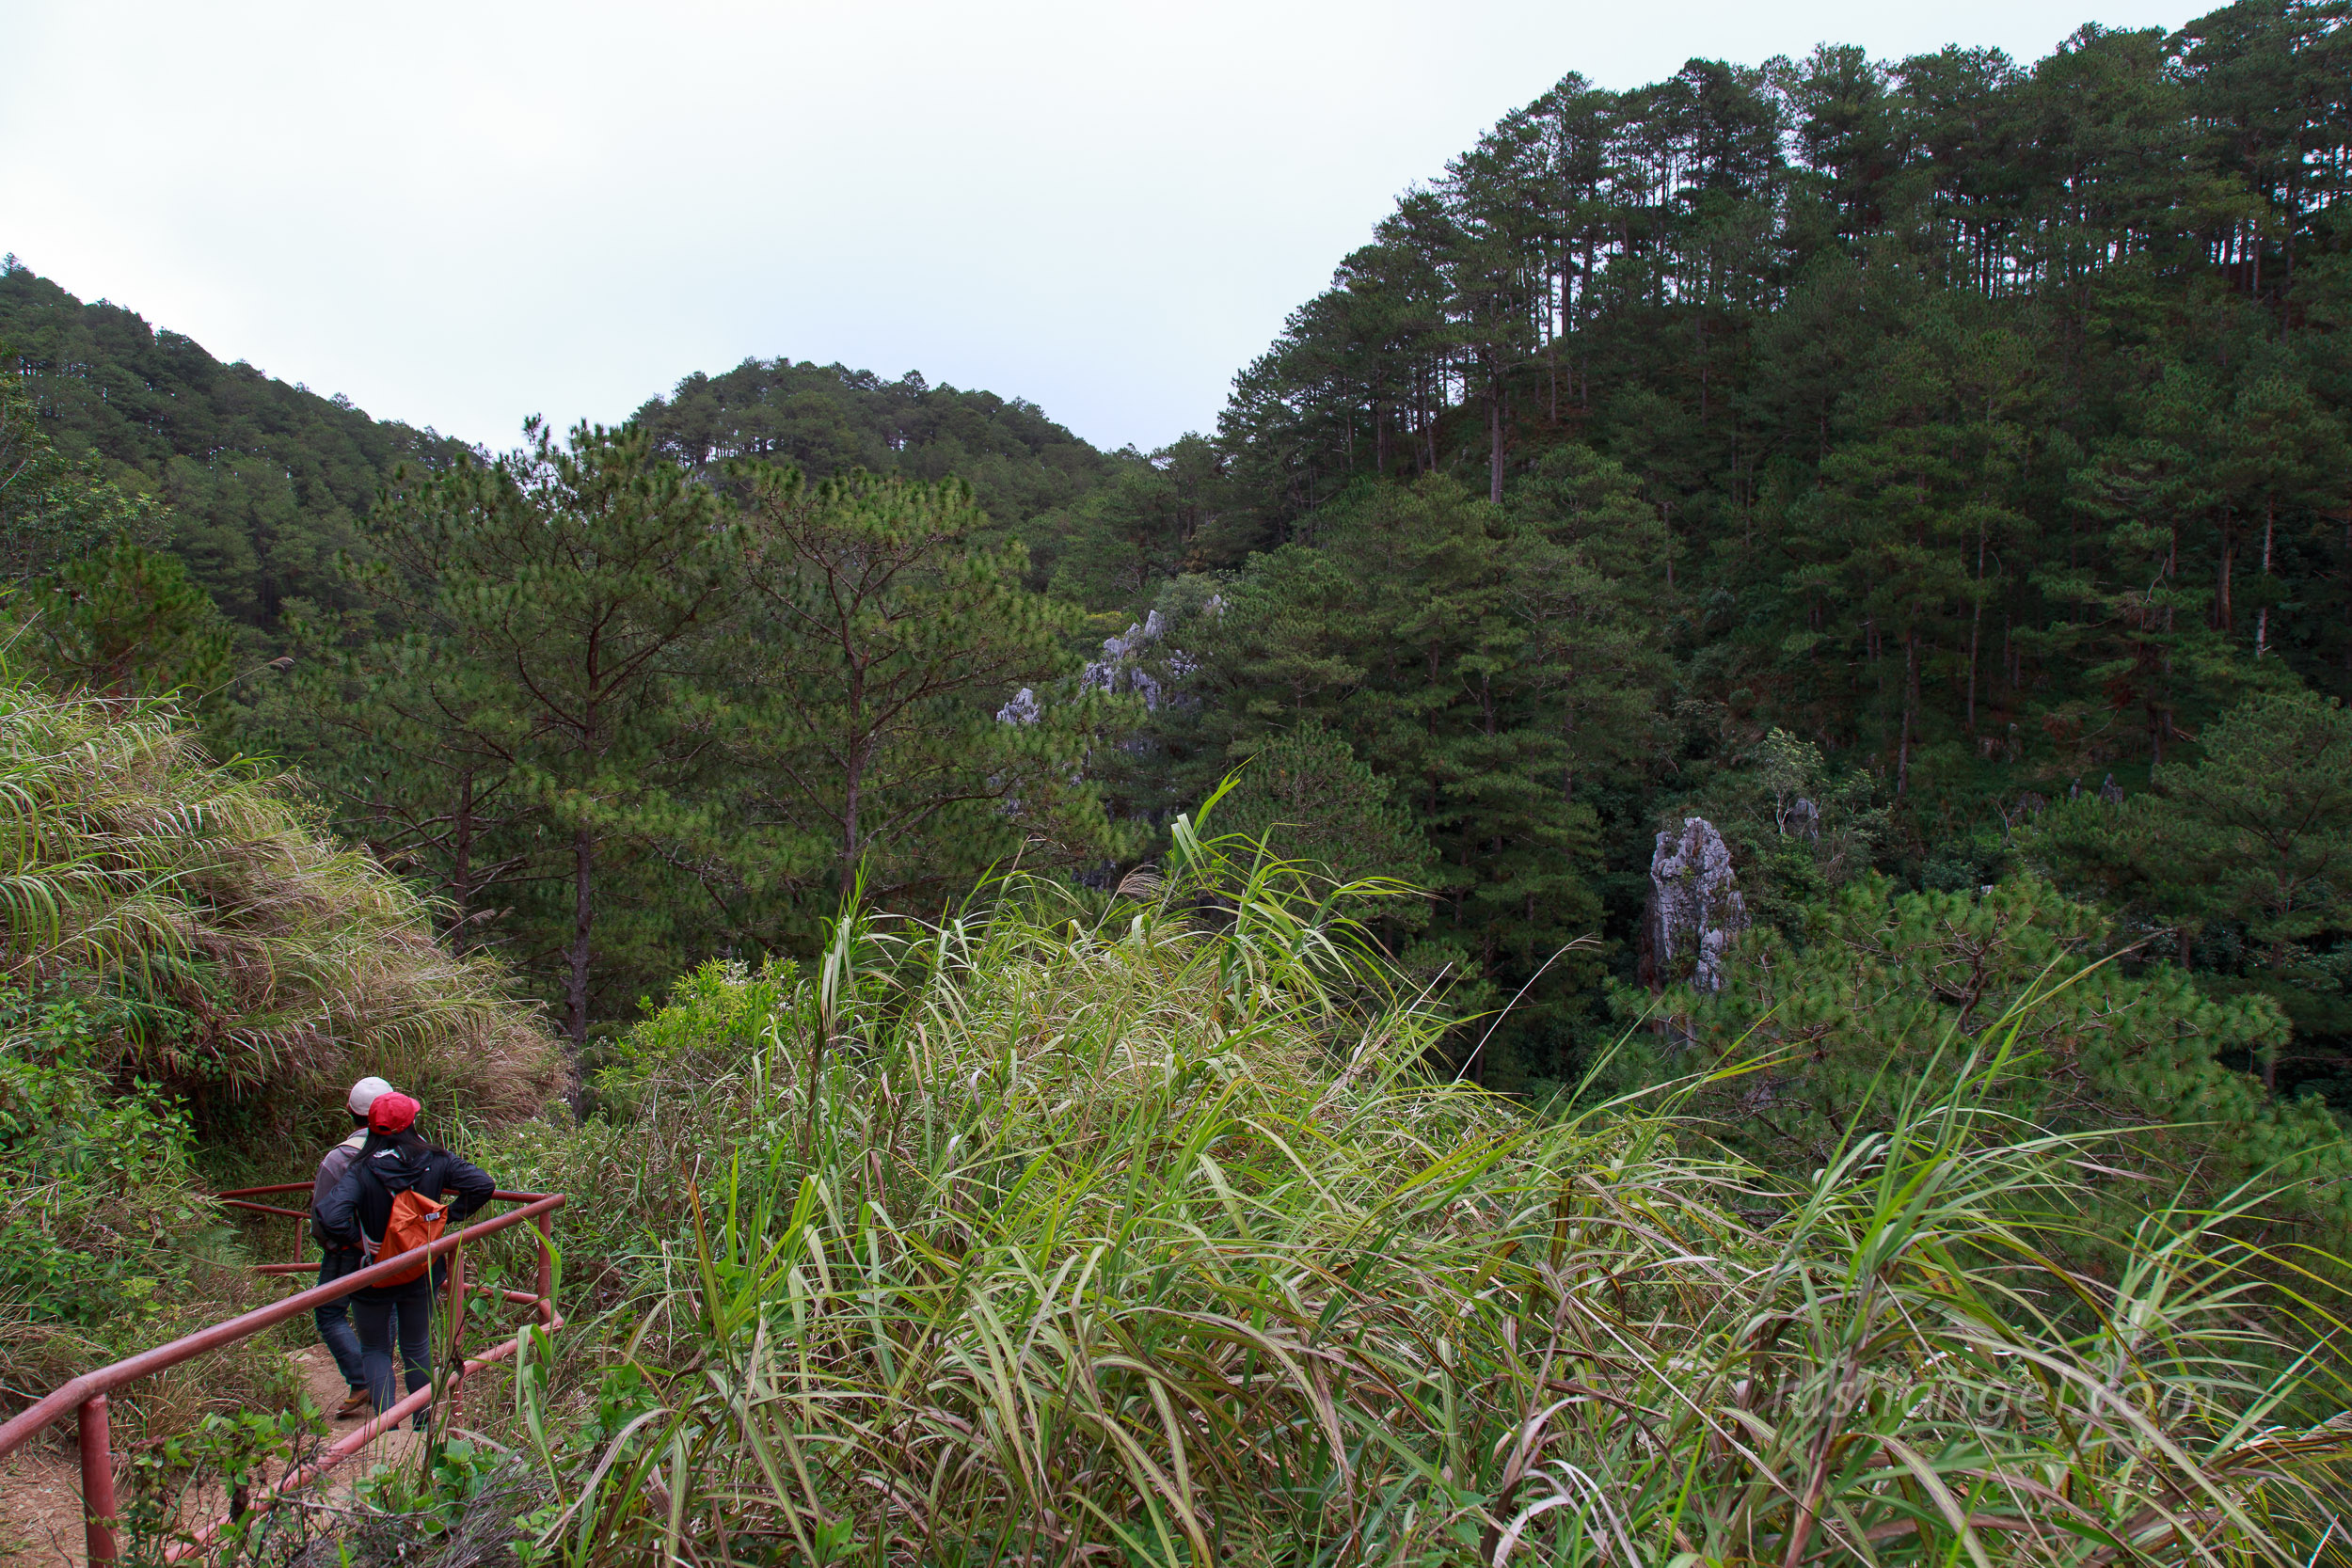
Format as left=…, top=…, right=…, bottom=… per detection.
left=352, top=1275, right=434, bottom=1425
left=313, top=1249, right=389, bottom=1391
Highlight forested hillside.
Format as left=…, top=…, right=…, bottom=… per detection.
left=1062, top=5, right=2352, bottom=1093
left=0, top=264, right=1136, bottom=1034
left=633, top=357, right=1114, bottom=523
left=5, top=3, right=2350, bottom=1100
left=0, top=260, right=469, bottom=635
left=0, top=261, right=1125, bottom=641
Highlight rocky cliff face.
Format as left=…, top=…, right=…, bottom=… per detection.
left=1640, top=816, right=1747, bottom=994
left=999, top=602, right=1215, bottom=725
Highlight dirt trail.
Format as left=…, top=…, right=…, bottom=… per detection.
left=0, top=1346, right=426, bottom=1566
left=0, top=1445, right=87, bottom=1567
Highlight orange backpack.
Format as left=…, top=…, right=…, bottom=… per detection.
left=370, top=1189, right=453, bottom=1286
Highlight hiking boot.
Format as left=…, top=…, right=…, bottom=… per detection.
left=334, top=1387, right=373, bottom=1420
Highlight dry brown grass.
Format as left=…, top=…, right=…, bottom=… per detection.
left=0, top=681, right=564, bottom=1139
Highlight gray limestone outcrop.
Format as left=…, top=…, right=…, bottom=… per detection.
left=1640, top=816, right=1748, bottom=994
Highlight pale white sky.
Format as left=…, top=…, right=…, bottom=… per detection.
left=2, top=0, right=2205, bottom=454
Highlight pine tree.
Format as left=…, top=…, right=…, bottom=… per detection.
left=2029, top=689, right=2352, bottom=1090
left=1215, top=721, right=1438, bottom=929
left=1645, top=872, right=2352, bottom=1241
left=336, top=420, right=739, bottom=1050
left=24, top=542, right=233, bottom=705
left=718, top=464, right=1133, bottom=929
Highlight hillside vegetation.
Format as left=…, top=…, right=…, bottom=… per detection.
left=7, top=8, right=2344, bottom=1085
left=634, top=357, right=1116, bottom=525
left=0, top=261, right=469, bottom=637
left=0, top=677, right=560, bottom=1417
left=8, top=8, right=2352, bottom=1560
left=431, top=832, right=2352, bottom=1565
left=0, top=261, right=1123, bottom=649
left=1084, top=1, right=2352, bottom=1092
left=0, top=692, right=2344, bottom=1565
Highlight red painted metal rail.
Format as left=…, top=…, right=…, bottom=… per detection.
left=0, top=1184, right=563, bottom=1564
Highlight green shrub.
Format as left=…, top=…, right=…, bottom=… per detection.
left=1636, top=874, right=2352, bottom=1249
left=0, top=982, right=203, bottom=1329
left=0, top=977, right=304, bottom=1441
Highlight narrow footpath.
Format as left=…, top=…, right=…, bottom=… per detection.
left=0, top=1345, right=423, bottom=1565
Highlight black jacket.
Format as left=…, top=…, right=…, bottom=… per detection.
left=317, top=1132, right=495, bottom=1290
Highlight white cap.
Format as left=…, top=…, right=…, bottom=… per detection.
left=346, top=1076, right=395, bottom=1115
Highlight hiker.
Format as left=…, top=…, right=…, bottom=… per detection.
left=316, top=1090, right=495, bottom=1428
left=311, top=1075, right=395, bottom=1419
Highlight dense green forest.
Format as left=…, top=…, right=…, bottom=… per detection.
left=0, top=261, right=1144, bottom=1035
left=7, top=4, right=2352, bottom=1101
left=0, top=261, right=1126, bottom=642
left=0, top=261, right=470, bottom=634
left=1070, top=4, right=2352, bottom=1098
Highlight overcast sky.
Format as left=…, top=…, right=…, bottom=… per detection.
left=3, top=0, right=2208, bottom=455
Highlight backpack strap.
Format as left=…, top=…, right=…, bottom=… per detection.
left=353, top=1157, right=395, bottom=1255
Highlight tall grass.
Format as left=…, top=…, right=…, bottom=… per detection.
left=0, top=678, right=563, bottom=1132
left=487, top=828, right=2352, bottom=1566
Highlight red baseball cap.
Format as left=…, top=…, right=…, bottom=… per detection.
left=368, top=1091, right=420, bottom=1133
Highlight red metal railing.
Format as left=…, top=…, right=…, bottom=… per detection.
left=0, top=1185, right=563, bottom=1564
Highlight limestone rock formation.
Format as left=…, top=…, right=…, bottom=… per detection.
left=998, top=601, right=1216, bottom=725
left=1641, top=816, right=1748, bottom=994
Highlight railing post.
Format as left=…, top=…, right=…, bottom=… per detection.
left=1, top=1191, right=560, bottom=1564
left=78, top=1395, right=119, bottom=1565
left=441, top=1242, right=467, bottom=1425
left=534, top=1212, right=554, bottom=1328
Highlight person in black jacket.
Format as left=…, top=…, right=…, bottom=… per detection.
left=310, top=1075, right=398, bottom=1419
left=316, top=1091, right=496, bottom=1428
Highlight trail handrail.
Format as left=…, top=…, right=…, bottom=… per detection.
left=0, top=1188, right=564, bottom=1563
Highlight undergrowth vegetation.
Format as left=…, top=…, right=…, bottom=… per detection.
left=464, top=819, right=2352, bottom=1566
left=1642, top=873, right=2352, bottom=1249
left=9, top=684, right=2352, bottom=1563
left=0, top=678, right=560, bottom=1133
left=0, top=677, right=561, bottom=1426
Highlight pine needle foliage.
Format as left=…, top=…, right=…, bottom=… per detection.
left=490, top=828, right=2352, bottom=1566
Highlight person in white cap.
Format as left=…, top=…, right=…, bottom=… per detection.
left=310, top=1076, right=397, bottom=1418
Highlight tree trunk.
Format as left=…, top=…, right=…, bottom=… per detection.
left=1694, top=311, right=1708, bottom=427
left=841, top=751, right=865, bottom=899
left=2256, top=499, right=2276, bottom=657
left=1548, top=299, right=1559, bottom=426
left=1897, top=630, right=1919, bottom=797
left=1488, top=381, right=1504, bottom=505
left=1428, top=366, right=1439, bottom=473
left=451, top=768, right=476, bottom=952
left=565, top=824, right=593, bottom=1051
left=1966, top=520, right=1986, bottom=733
left=2218, top=515, right=2234, bottom=632
left=2264, top=985, right=2280, bottom=1090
